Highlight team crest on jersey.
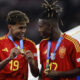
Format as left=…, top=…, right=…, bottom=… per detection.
left=59, top=46, right=66, bottom=59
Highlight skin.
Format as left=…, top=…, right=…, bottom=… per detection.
left=38, top=19, right=61, bottom=41
left=0, top=22, right=39, bottom=77
left=8, top=23, right=27, bottom=40
left=38, top=18, right=80, bottom=80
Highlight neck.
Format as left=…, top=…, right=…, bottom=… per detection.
left=50, top=30, right=61, bottom=41
left=8, top=31, right=19, bottom=41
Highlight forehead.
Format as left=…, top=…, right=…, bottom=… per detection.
left=38, top=19, right=47, bottom=24
left=38, top=19, right=48, bottom=27
left=14, top=23, right=27, bottom=27
left=38, top=19, right=57, bottom=26
left=38, top=18, right=57, bottom=23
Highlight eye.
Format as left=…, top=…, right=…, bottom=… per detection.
left=19, top=26, right=26, bottom=29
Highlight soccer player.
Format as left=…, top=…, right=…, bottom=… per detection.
left=0, top=10, right=39, bottom=80
left=38, top=0, right=80, bottom=80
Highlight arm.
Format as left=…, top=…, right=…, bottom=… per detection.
left=0, top=47, right=21, bottom=70
left=38, top=65, right=43, bottom=80
left=0, top=57, right=11, bottom=70
left=44, top=67, right=80, bottom=79
left=24, top=50, right=39, bottom=77
left=29, top=58, right=39, bottom=77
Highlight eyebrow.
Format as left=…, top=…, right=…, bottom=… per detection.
left=19, top=26, right=27, bottom=27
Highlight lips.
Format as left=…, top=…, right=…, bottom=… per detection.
left=20, top=34, right=24, bottom=37
left=18, top=34, right=24, bottom=39
left=19, top=35, right=24, bottom=38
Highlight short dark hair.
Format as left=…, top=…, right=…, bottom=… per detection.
left=7, top=10, right=29, bottom=25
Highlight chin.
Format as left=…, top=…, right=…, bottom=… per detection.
left=16, top=37, right=22, bottom=40
left=42, top=36, right=48, bottom=39
left=20, top=37, right=24, bottom=39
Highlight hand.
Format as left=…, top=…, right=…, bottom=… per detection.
left=23, top=50, right=33, bottom=62
left=38, top=77, right=43, bottom=80
left=44, top=69, right=60, bottom=79
left=44, top=68, right=50, bottom=75
left=9, top=47, right=21, bottom=59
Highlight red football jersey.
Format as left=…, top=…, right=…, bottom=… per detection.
left=0, top=34, right=37, bottom=80
left=40, top=34, right=80, bottom=80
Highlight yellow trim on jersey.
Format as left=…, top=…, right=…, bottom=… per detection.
left=64, top=34, right=80, bottom=52
left=2, top=48, right=8, bottom=52
left=40, top=38, right=49, bottom=44
left=23, top=38, right=36, bottom=47
left=0, top=36, right=6, bottom=40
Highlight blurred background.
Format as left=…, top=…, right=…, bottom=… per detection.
left=0, top=0, right=80, bottom=44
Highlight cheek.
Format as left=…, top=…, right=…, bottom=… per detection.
left=45, top=28, right=51, bottom=34
left=12, top=29, right=20, bottom=35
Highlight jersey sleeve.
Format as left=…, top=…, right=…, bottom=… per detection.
left=71, top=41, right=80, bottom=68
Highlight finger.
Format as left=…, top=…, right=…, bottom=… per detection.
left=27, top=54, right=32, bottom=58
left=13, top=47, right=20, bottom=52
left=15, top=48, right=21, bottom=53
left=27, top=54, right=33, bottom=58
left=44, top=69, right=50, bottom=74
left=12, top=51, right=20, bottom=56
left=25, top=50, right=32, bottom=54
left=13, top=53, right=17, bottom=57
left=21, top=52, right=26, bottom=55
left=45, top=69, right=50, bottom=72
left=44, top=71, right=48, bottom=75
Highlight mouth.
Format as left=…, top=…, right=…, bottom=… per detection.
left=40, top=33, right=46, bottom=38
left=20, top=35, right=24, bottom=38
left=21, top=34, right=24, bottom=37
left=40, top=31, right=46, bottom=36
left=40, top=32, right=44, bottom=36
left=18, top=34, right=25, bottom=39
left=40, top=32, right=49, bottom=38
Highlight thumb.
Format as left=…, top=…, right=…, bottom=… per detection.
left=25, top=50, right=32, bottom=54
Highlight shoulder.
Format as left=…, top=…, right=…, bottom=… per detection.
left=40, top=38, right=48, bottom=49
left=0, top=35, right=7, bottom=41
left=23, top=37, right=36, bottom=47
left=0, top=35, right=8, bottom=45
left=63, top=34, right=80, bottom=52
left=40, top=38, right=48, bottom=44
left=64, top=34, right=79, bottom=44
left=0, top=35, right=8, bottom=48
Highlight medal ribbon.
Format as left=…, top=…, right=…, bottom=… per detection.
left=46, top=37, right=63, bottom=68
left=8, top=35, right=24, bottom=53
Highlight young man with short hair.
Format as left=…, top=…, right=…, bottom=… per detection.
left=0, top=10, right=39, bottom=80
